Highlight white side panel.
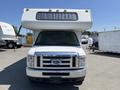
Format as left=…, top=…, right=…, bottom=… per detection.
left=99, top=30, right=120, bottom=53
left=0, top=22, right=16, bottom=36
left=0, top=22, right=17, bottom=41
left=2, top=35, right=17, bottom=41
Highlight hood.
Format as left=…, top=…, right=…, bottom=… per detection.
left=28, top=46, right=86, bottom=56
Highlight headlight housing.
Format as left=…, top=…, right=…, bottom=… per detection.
left=27, top=55, right=35, bottom=68
left=78, top=56, right=85, bottom=67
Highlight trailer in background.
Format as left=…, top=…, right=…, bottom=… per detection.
left=98, top=30, right=120, bottom=53
left=0, top=22, right=22, bottom=49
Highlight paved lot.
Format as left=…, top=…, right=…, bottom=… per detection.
left=0, top=47, right=120, bottom=90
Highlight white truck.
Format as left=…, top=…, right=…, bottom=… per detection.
left=81, top=35, right=89, bottom=44
left=98, top=30, right=120, bottom=53
left=21, top=8, right=92, bottom=85
left=0, top=22, right=22, bottom=48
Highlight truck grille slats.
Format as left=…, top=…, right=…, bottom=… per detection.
left=43, top=56, right=71, bottom=59
left=43, top=65, right=70, bottom=67
left=61, top=61, right=70, bottom=63
left=43, top=61, right=51, bottom=63
left=72, top=56, right=76, bottom=67
left=42, top=55, right=71, bottom=68
left=37, top=56, right=40, bottom=67
left=36, top=54, right=77, bottom=68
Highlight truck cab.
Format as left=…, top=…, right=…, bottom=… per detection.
left=21, top=8, right=92, bottom=85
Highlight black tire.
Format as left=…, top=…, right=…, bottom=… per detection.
left=7, top=42, right=15, bottom=49
left=73, top=80, right=83, bottom=85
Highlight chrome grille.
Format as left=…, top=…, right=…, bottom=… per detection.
left=42, top=55, right=71, bottom=68
left=35, top=52, right=78, bottom=69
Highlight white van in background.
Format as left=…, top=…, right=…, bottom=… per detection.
left=21, top=8, right=92, bottom=85
left=81, top=35, right=89, bottom=44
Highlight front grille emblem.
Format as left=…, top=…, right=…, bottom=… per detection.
left=51, top=59, right=61, bottom=65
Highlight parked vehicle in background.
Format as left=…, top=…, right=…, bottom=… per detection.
left=21, top=8, right=92, bottom=85
left=0, top=22, right=22, bottom=48
left=81, top=35, right=89, bottom=44
left=98, top=30, right=120, bottom=53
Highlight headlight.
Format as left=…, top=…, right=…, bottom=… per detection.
left=27, top=55, right=35, bottom=67
left=78, top=56, right=85, bottom=67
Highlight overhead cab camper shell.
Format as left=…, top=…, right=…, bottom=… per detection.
left=21, top=8, right=92, bottom=31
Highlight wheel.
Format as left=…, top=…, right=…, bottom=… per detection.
left=73, top=80, right=83, bottom=85
left=7, top=42, right=15, bottom=49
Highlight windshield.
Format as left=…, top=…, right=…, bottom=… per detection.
left=35, top=31, right=80, bottom=46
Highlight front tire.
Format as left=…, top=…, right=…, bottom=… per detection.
left=7, top=42, right=15, bottom=49
left=73, top=80, right=83, bottom=85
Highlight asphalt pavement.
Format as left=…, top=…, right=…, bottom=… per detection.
left=0, top=47, right=120, bottom=90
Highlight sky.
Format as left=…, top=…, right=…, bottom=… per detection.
left=0, top=0, right=120, bottom=34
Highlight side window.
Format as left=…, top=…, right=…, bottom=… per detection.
left=72, top=13, right=77, bottom=20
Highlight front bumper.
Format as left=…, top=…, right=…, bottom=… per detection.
left=26, top=67, right=86, bottom=78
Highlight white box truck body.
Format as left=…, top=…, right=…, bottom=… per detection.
left=99, top=30, right=120, bottom=53
left=21, top=8, right=92, bottom=85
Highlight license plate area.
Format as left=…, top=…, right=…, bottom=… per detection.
left=42, top=72, right=69, bottom=76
